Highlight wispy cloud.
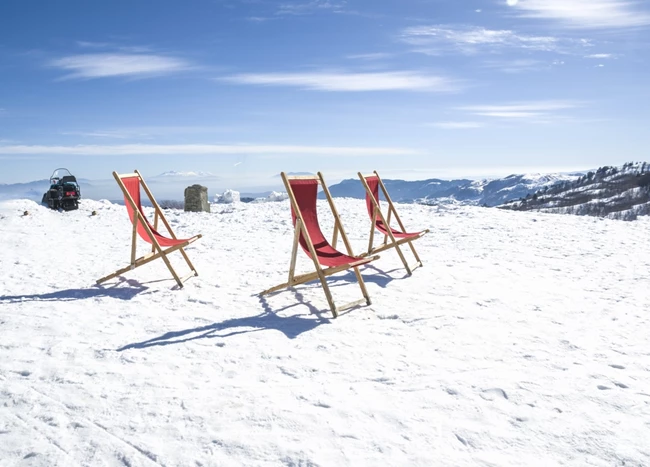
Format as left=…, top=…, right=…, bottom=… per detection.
left=61, top=126, right=238, bottom=139
left=427, top=122, right=484, bottom=129
left=482, top=59, right=555, bottom=73
left=76, top=41, right=112, bottom=48
left=346, top=53, right=393, bottom=61
left=0, top=143, right=421, bottom=157
left=458, top=101, right=581, bottom=119
left=50, top=53, right=191, bottom=79
left=220, top=71, right=458, bottom=92
left=276, top=1, right=346, bottom=16
left=585, top=53, right=614, bottom=59
left=401, top=25, right=573, bottom=55
left=509, top=0, right=650, bottom=29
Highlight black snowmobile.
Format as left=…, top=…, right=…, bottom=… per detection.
left=42, top=168, right=81, bottom=211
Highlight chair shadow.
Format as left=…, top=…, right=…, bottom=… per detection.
left=117, top=290, right=330, bottom=351
left=0, top=278, right=150, bottom=303
left=327, top=264, right=408, bottom=289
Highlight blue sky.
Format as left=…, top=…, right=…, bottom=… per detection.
left=1, top=0, right=649, bottom=188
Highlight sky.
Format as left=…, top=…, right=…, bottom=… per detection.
left=1, top=0, right=649, bottom=189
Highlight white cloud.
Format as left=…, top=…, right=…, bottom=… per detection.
left=511, top=0, right=650, bottom=29
left=482, top=59, right=550, bottom=73
left=0, top=143, right=421, bottom=157
left=401, top=25, right=571, bottom=55
left=277, top=1, right=346, bottom=16
left=60, top=126, right=240, bottom=140
left=50, top=53, right=190, bottom=79
left=458, top=101, right=581, bottom=119
left=427, top=122, right=484, bottom=129
left=76, top=41, right=112, bottom=48
left=585, top=53, right=613, bottom=59
left=346, top=53, right=392, bottom=60
left=220, top=71, right=457, bottom=92
left=60, top=126, right=237, bottom=139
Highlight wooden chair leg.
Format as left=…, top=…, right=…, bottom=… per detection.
left=316, top=268, right=338, bottom=318
left=178, top=247, right=199, bottom=276
left=352, top=266, right=371, bottom=305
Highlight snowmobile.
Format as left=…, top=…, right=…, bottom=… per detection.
left=42, top=168, right=81, bottom=211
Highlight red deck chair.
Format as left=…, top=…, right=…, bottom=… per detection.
left=96, top=170, right=202, bottom=288
left=358, top=171, right=429, bottom=275
left=260, top=172, right=379, bottom=318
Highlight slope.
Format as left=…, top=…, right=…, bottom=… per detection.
left=0, top=198, right=649, bottom=466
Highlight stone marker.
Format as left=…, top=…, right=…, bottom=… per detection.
left=184, top=184, right=210, bottom=213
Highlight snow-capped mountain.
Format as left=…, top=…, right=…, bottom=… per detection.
left=499, top=162, right=650, bottom=221
left=325, top=172, right=582, bottom=207
left=0, top=170, right=583, bottom=206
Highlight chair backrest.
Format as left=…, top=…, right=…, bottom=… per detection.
left=287, top=178, right=326, bottom=256
left=359, top=171, right=421, bottom=239
left=283, top=173, right=358, bottom=268
left=114, top=171, right=187, bottom=247
left=364, top=175, right=381, bottom=219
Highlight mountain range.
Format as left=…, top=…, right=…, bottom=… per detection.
left=499, top=162, right=650, bottom=221
left=324, top=173, right=582, bottom=207
left=1, top=170, right=584, bottom=207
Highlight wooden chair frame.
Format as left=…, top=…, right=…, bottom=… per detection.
left=260, top=172, right=379, bottom=318
left=96, top=170, right=202, bottom=288
left=357, top=170, right=429, bottom=275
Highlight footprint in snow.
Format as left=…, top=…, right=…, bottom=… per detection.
left=455, top=434, right=469, bottom=447
left=480, top=388, right=508, bottom=401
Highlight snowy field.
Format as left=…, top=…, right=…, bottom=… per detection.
left=1, top=197, right=649, bottom=466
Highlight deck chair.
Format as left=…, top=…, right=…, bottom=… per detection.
left=358, top=171, right=429, bottom=275
left=96, top=170, right=202, bottom=288
left=260, top=172, right=379, bottom=318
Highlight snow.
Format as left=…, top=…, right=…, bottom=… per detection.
left=215, top=189, right=240, bottom=204
left=264, top=191, right=289, bottom=202
left=1, top=197, right=650, bottom=466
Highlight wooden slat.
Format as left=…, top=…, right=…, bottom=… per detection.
left=285, top=175, right=320, bottom=180
left=115, top=172, right=138, bottom=179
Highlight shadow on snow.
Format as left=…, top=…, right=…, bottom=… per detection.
left=117, top=289, right=330, bottom=351
left=0, top=278, right=150, bottom=303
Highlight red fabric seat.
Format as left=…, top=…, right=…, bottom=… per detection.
left=365, top=176, right=423, bottom=240
left=289, top=179, right=362, bottom=268
left=122, top=176, right=191, bottom=247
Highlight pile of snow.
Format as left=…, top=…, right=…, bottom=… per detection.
left=266, top=191, right=289, bottom=202
left=1, top=197, right=649, bottom=466
left=214, top=189, right=240, bottom=204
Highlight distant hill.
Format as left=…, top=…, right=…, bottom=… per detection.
left=499, top=162, right=650, bottom=221
left=325, top=173, right=581, bottom=207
